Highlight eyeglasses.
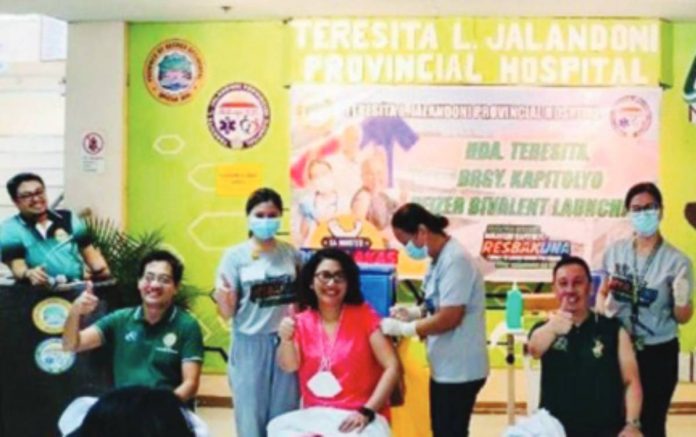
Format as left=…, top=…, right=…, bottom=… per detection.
left=314, top=271, right=347, bottom=285
left=629, top=203, right=659, bottom=213
left=16, top=188, right=45, bottom=201
left=142, top=274, right=174, bottom=286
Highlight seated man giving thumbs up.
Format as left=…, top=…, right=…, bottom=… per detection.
left=528, top=256, right=643, bottom=437
left=62, top=250, right=203, bottom=403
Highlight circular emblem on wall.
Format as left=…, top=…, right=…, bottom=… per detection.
left=82, top=132, right=104, bottom=155
left=32, top=298, right=71, bottom=334
left=35, top=338, right=76, bottom=375
left=207, top=82, right=271, bottom=149
left=610, top=95, right=652, bottom=137
left=144, top=39, right=204, bottom=105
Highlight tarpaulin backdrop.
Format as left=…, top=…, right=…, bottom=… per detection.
left=290, top=85, right=661, bottom=283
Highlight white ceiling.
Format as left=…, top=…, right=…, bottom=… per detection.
left=1, top=0, right=696, bottom=22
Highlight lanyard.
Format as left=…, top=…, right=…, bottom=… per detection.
left=318, top=309, right=344, bottom=371
left=631, top=237, right=662, bottom=304
left=629, top=237, right=661, bottom=345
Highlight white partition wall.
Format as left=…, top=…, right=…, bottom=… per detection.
left=64, top=21, right=126, bottom=225
left=0, top=15, right=66, bottom=220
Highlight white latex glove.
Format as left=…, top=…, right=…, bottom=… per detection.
left=673, top=265, right=691, bottom=307
left=380, top=318, right=417, bottom=337
left=603, top=293, right=619, bottom=318
left=389, top=304, right=423, bottom=322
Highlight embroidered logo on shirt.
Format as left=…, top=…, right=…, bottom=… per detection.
left=163, top=333, right=177, bottom=348
left=125, top=331, right=138, bottom=342
left=54, top=228, right=70, bottom=243
left=592, top=338, right=604, bottom=358
left=552, top=336, right=568, bottom=352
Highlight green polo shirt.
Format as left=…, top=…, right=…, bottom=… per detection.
left=0, top=209, right=91, bottom=280
left=94, top=305, right=204, bottom=391
left=530, top=313, right=624, bottom=435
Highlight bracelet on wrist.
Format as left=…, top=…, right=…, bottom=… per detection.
left=357, top=406, right=375, bottom=423
left=625, top=418, right=641, bottom=429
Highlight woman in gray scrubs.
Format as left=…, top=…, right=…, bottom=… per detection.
left=597, top=182, right=693, bottom=437
left=381, top=203, right=489, bottom=437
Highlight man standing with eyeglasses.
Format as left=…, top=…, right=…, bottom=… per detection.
left=0, top=172, right=110, bottom=286
left=63, top=250, right=203, bottom=403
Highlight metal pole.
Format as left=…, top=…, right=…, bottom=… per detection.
left=506, top=332, right=516, bottom=425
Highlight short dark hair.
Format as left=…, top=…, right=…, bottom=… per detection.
left=624, top=182, right=662, bottom=210
left=246, top=187, right=283, bottom=215
left=6, top=172, right=44, bottom=201
left=552, top=255, right=591, bottom=283
left=391, top=203, right=449, bottom=235
left=138, top=250, right=184, bottom=286
left=73, top=386, right=194, bottom=437
left=297, top=248, right=364, bottom=310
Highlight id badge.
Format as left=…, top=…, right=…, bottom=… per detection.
left=307, top=370, right=342, bottom=398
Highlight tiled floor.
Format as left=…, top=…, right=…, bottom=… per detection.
left=198, top=372, right=696, bottom=436
left=198, top=408, right=696, bottom=437
left=198, top=370, right=696, bottom=405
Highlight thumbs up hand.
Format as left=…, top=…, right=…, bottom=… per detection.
left=72, top=281, right=99, bottom=316
left=673, top=265, right=692, bottom=308
left=548, top=310, right=573, bottom=336
left=278, top=317, right=296, bottom=342
left=213, top=274, right=235, bottom=303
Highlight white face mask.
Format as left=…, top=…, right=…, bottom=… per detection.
left=307, top=370, right=342, bottom=398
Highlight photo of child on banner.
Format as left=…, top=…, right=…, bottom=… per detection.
left=292, top=115, right=417, bottom=255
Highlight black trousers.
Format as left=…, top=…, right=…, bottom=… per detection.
left=637, top=338, right=679, bottom=437
left=429, top=378, right=486, bottom=437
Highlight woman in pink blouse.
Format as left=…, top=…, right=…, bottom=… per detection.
left=276, top=248, right=400, bottom=434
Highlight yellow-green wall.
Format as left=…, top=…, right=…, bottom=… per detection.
left=127, top=19, right=696, bottom=373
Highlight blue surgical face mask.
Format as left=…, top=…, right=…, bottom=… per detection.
left=249, top=216, right=281, bottom=241
left=630, top=209, right=660, bottom=237
left=405, top=239, right=428, bottom=260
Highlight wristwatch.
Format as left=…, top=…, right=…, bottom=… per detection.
left=626, top=418, right=641, bottom=429
left=358, top=406, right=375, bottom=423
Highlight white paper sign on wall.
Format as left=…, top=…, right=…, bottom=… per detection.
left=81, top=132, right=105, bottom=174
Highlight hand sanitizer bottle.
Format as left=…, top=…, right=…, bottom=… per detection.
left=505, top=282, right=523, bottom=330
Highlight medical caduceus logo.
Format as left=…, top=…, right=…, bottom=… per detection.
left=206, top=82, right=271, bottom=150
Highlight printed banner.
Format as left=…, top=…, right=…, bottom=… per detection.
left=290, top=18, right=663, bottom=86
left=290, top=85, right=661, bottom=282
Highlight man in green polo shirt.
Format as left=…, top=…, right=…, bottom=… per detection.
left=62, top=250, right=203, bottom=402
left=528, top=256, right=643, bottom=437
left=0, top=172, right=110, bottom=285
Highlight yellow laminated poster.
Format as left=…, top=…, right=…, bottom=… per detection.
left=215, top=163, right=263, bottom=197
